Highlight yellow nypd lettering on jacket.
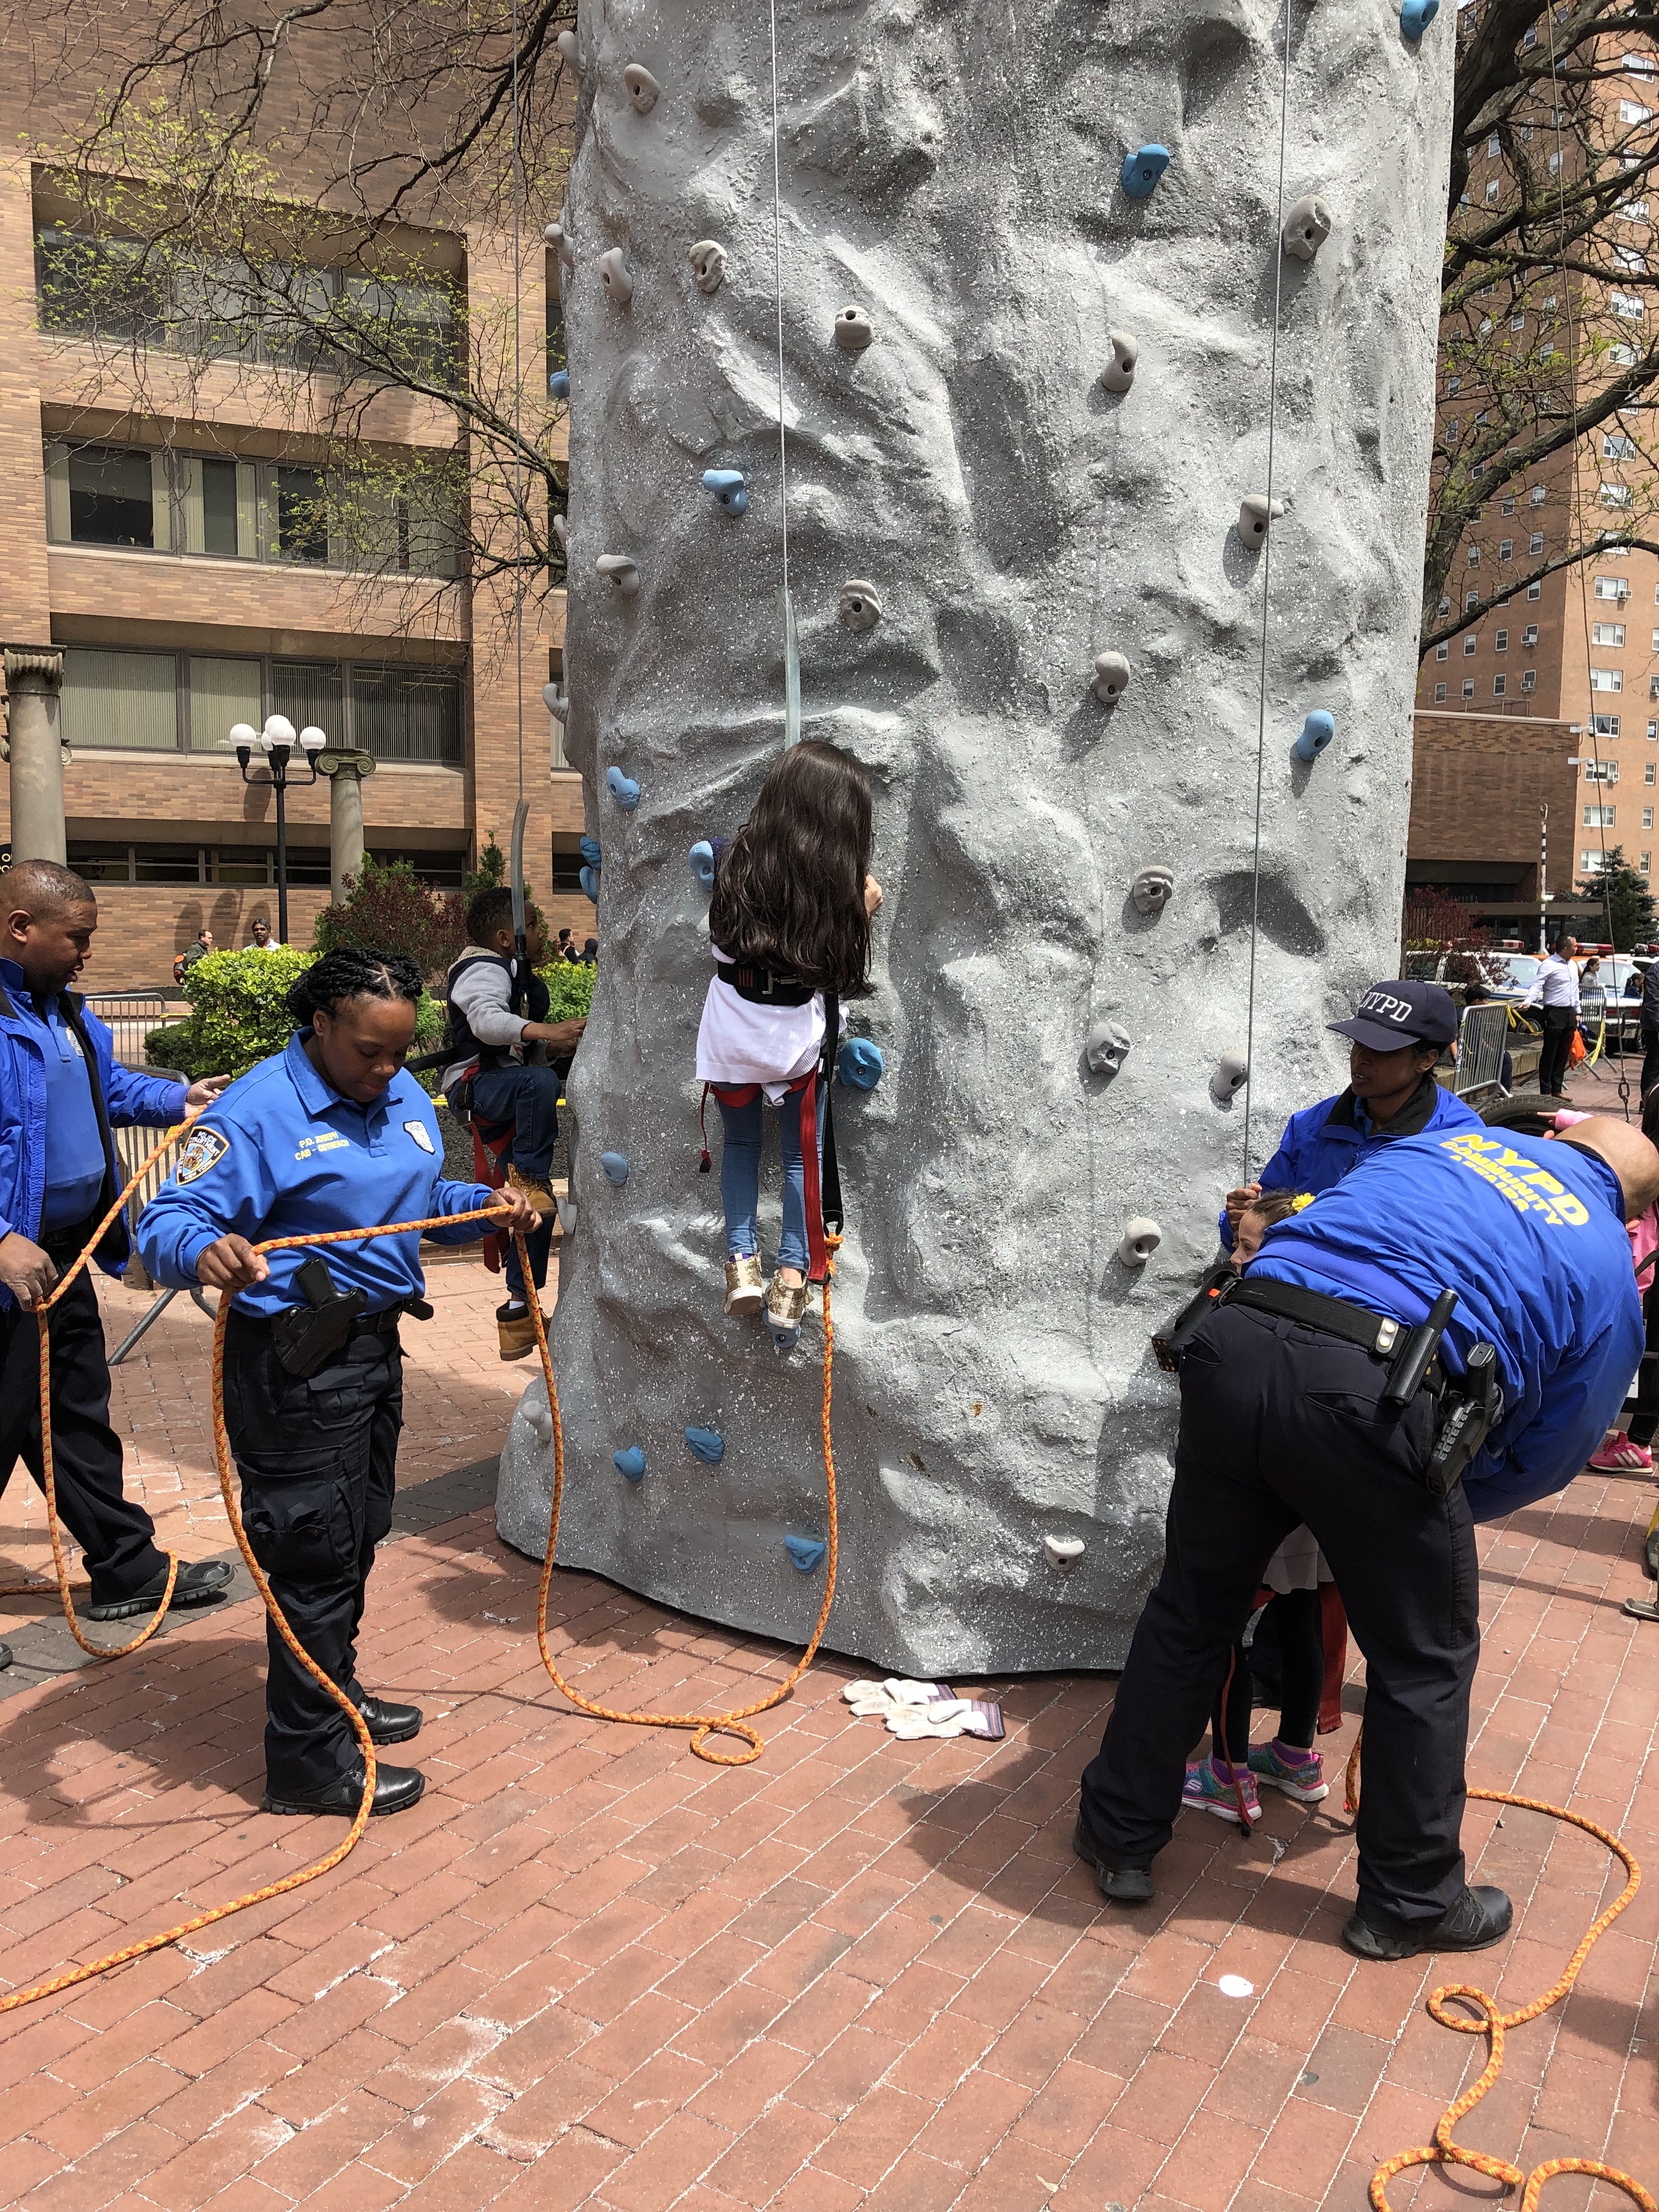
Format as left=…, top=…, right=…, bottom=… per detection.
left=1440, top=1131, right=1591, bottom=1227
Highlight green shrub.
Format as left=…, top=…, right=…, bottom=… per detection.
left=539, top=960, right=596, bottom=1022
left=313, top=854, right=466, bottom=982
left=146, top=946, right=447, bottom=1081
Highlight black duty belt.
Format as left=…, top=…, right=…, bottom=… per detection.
left=1220, top=1274, right=1406, bottom=1359
left=715, top=963, right=816, bottom=1008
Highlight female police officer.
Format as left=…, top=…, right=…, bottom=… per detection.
left=139, top=948, right=538, bottom=1818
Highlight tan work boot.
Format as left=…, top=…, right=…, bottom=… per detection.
left=497, top=1301, right=548, bottom=1361
left=765, top=1275, right=810, bottom=1346
left=507, top=1166, right=557, bottom=1214
left=724, top=1254, right=764, bottom=1316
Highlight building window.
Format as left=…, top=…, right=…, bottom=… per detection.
left=1447, top=376, right=1461, bottom=397
left=1499, top=538, right=1513, bottom=560
left=1646, top=809, right=1654, bottom=830
left=1521, top=669, right=1537, bottom=692
left=1596, top=577, right=1629, bottom=599
left=1529, top=531, right=1544, bottom=554
left=1645, top=853, right=1653, bottom=875
left=1493, top=675, right=1507, bottom=697
left=1434, top=682, right=1447, bottom=703
left=1593, top=623, right=1628, bottom=646
left=1494, top=629, right=1508, bottom=651
left=61, top=445, right=156, bottom=548
left=1583, top=851, right=1609, bottom=873
left=1500, top=496, right=1516, bottom=516
left=1436, top=641, right=1449, bottom=661
left=1467, top=546, right=1480, bottom=566
left=1462, top=679, right=1475, bottom=699
left=1592, top=668, right=1624, bottom=691
left=1585, top=806, right=1617, bottom=828
left=1602, top=483, right=1637, bottom=507
left=1527, top=582, right=1542, bottom=601
left=1649, top=762, right=1657, bottom=783
left=1619, top=99, right=1654, bottom=124
left=1594, top=714, right=1623, bottom=738
left=1586, top=759, right=1618, bottom=780
left=60, top=647, right=179, bottom=749
left=349, top=665, right=464, bottom=765
left=1466, top=590, right=1480, bottom=611
left=1605, top=432, right=1639, bottom=456
left=1523, top=625, right=1538, bottom=646
left=1531, top=486, right=1547, bottom=504
left=273, top=466, right=330, bottom=565
left=1437, top=595, right=1452, bottom=615
left=1464, top=635, right=1478, bottom=656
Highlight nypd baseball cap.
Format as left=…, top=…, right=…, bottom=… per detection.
left=1328, top=980, right=1459, bottom=1054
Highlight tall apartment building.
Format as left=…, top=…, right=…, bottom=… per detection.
left=1411, top=29, right=1659, bottom=923
left=0, top=113, right=583, bottom=991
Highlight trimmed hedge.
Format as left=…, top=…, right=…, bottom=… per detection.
left=145, top=946, right=444, bottom=1082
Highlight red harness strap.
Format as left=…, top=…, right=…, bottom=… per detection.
left=702, top=1072, right=831, bottom=1284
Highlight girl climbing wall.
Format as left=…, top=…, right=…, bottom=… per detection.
left=697, top=742, right=882, bottom=1350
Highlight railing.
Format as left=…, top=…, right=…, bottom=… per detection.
left=85, top=992, right=171, bottom=1071
left=1454, top=1000, right=1511, bottom=1096
left=111, top=1115, right=185, bottom=1224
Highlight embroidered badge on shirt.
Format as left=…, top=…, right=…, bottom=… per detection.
left=175, top=1126, right=229, bottom=1184
left=404, top=1119, right=436, bottom=1154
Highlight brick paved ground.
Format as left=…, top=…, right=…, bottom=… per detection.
left=0, top=1082, right=1655, bottom=2210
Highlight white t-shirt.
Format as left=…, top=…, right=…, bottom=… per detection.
left=695, top=945, right=830, bottom=1102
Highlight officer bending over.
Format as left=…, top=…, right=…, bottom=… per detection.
left=1079, top=1116, right=1658, bottom=1960
left=1220, top=981, right=1480, bottom=1249
left=0, top=859, right=235, bottom=1671
left=140, top=949, right=538, bottom=1818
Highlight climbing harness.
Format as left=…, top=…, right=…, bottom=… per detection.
left=1341, top=1728, right=1654, bottom=2211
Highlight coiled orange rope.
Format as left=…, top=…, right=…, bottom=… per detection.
left=1346, top=1728, right=1655, bottom=2212
left=2, top=1135, right=842, bottom=2010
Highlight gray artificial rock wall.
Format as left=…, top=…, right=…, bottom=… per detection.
left=496, top=0, right=1454, bottom=1673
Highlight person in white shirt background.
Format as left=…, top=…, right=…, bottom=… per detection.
left=1522, top=935, right=1582, bottom=1100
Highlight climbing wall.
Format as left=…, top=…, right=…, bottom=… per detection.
left=496, top=0, right=1455, bottom=1673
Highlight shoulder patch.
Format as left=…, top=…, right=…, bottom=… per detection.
left=404, top=1119, right=436, bottom=1154
left=176, top=1126, right=230, bottom=1185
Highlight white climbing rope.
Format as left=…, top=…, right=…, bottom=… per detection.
left=1239, top=0, right=1294, bottom=1183
left=767, top=0, right=800, bottom=746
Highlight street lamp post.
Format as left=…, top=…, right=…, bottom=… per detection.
left=229, top=716, right=327, bottom=945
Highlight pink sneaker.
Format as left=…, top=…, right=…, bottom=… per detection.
left=1182, top=1757, right=1261, bottom=1825
left=1589, top=1433, right=1654, bottom=1472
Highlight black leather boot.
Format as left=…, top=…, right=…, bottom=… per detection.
left=262, top=1761, right=425, bottom=1818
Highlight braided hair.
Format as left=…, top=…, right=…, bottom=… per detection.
left=286, top=947, right=424, bottom=1028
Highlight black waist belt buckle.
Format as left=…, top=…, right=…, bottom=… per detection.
left=272, top=1255, right=368, bottom=1378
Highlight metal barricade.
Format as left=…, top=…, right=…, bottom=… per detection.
left=1454, top=1000, right=1510, bottom=1097
left=84, top=992, right=171, bottom=1071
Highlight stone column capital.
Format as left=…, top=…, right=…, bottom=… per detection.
left=317, top=746, right=377, bottom=780
left=3, top=645, right=64, bottom=693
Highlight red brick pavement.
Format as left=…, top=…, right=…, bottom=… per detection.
left=2, top=1438, right=1657, bottom=2209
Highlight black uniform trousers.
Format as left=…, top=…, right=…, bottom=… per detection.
left=1537, top=1004, right=1578, bottom=1097
left=0, top=1267, right=167, bottom=1606
left=1080, top=1302, right=1480, bottom=1931
left=222, top=1311, right=403, bottom=1793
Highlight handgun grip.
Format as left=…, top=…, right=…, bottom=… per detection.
left=1381, top=1288, right=1458, bottom=1408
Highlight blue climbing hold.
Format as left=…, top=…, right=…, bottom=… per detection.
left=614, top=1446, right=645, bottom=1482
left=549, top=369, right=571, bottom=399
left=702, top=469, right=748, bottom=517
left=606, top=766, right=640, bottom=810
left=600, top=1152, right=629, bottom=1185
left=838, top=1037, right=885, bottom=1091
left=579, top=865, right=600, bottom=903
left=784, top=1536, right=826, bottom=1573
left=1121, top=144, right=1170, bottom=200
left=684, top=1426, right=725, bottom=1465
left=1294, top=709, right=1336, bottom=764
left=690, top=840, right=716, bottom=888
left=579, top=834, right=602, bottom=867
left=1400, top=0, right=1438, bottom=36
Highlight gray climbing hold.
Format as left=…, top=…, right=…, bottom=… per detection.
left=1400, top=0, right=1438, bottom=37
left=1101, top=332, right=1138, bottom=394
left=1085, top=1020, right=1131, bottom=1080
left=542, top=681, right=569, bottom=726
left=1091, top=651, right=1131, bottom=705
left=690, top=840, right=716, bottom=888
left=1295, top=709, right=1336, bottom=764
left=597, top=248, right=634, bottom=307
left=1237, top=492, right=1289, bottom=549
left=833, top=306, right=873, bottom=353
left=523, top=1396, right=554, bottom=1447
left=552, top=513, right=568, bottom=552
left=689, top=240, right=727, bottom=294
left=614, top=1445, right=646, bottom=1481
left=1121, top=145, right=1170, bottom=200
left=556, top=28, right=579, bottom=65
left=606, top=766, right=640, bottom=810
left=555, top=1193, right=578, bottom=1237
left=1131, top=865, right=1175, bottom=918
left=545, top=219, right=576, bottom=270
left=785, top=1535, right=826, bottom=1573
left=839, top=581, right=882, bottom=633
left=1119, top=1217, right=1163, bottom=1268
left=703, top=469, right=748, bottom=516
left=1210, top=1050, right=1250, bottom=1105
left=1282, top=196, right=1333, bottom=263
left=685, top=1426, right=725, bottom=1465
left=600, top=1152, right=629, bottom=1186
left=1045, top=1536, right=1085, bottom=1571
left=596, top=554, right=640, bottom=597
left=838, top=1037, right=884, bottom=1090
left=549, top=369, right=570, bottom=400
left=623, top=63, right=660, bottom=115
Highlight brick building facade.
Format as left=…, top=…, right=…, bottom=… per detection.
left=0, top=112, right=585, bottom=991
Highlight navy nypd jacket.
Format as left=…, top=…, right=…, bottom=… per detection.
left=0, top=960, right=188, bottom=1310
left=1245, top=1126, right=1643, bottom=1522
left=138, top=1032, right=496, bottom=1319
left=1217, top=1075, right=1484, bottom=1250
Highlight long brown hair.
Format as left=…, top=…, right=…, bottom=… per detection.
left=709, top=741, right=874, bottom=994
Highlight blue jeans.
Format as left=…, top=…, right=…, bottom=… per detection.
left=504, top=1217, right=552, bottom=1304
left=717, top=1087, right=823, bottom=1275
left=472, top=1061, right=561, bottom=1178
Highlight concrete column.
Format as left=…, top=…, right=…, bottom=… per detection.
left=4, top=645, right=66, bottom=864
left=318, top=748, right=375, bottom=902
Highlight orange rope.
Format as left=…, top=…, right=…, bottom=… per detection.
left=524, top=1233, right=841, bottom=1764
left=1346, top=1727, right=1654, bottom=2212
